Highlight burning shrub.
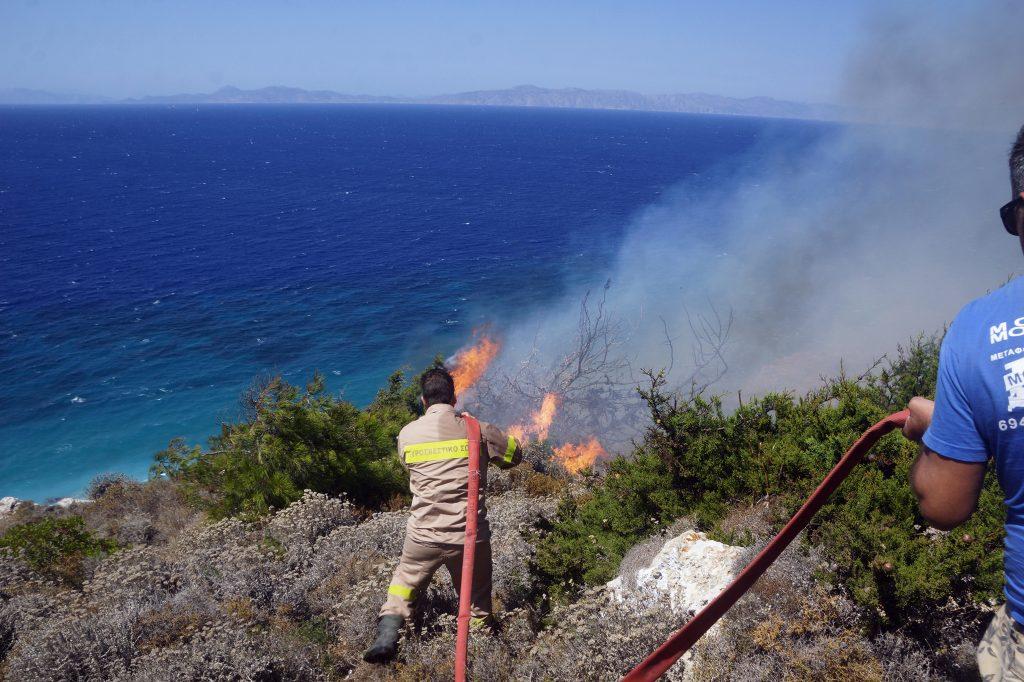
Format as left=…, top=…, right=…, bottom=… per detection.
left=450, top=333, right=502, bottom=396
left=552, top=436, right=607, bottom=474
left=503, top=469, right=567, bottom=498
left=487, top=440, right=571, bottom=498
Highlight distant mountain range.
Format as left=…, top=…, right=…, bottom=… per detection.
left=424, top=85, right=845, bottom=121
left=125, top=85, right=401, bottom=105
left=0, top=84, right=847, bottom=121
left=0, top=88, right=115, bottom=105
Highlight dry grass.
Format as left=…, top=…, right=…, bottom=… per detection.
left=83, top=476, right=198, bottom=546
left=0, top=477, right=984, bottom=681
left=687, top=507, right=941, bottom=682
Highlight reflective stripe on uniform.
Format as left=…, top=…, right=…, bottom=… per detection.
left=503, top=435, right=517, bottom=464
left=388, top=584, right=414, bottom=600
left=404, top=438, right=470, bottom=463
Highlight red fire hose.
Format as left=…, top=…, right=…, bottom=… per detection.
left=622, top=409, right=909, bottom=681
left=455, top=415, right=483, bottom=682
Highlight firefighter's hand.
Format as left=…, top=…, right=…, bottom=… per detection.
left=902, top=397, right=935, bottom=443
left=460, top=410, right=475, bottom=419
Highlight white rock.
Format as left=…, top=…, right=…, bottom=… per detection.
left=607, top=530, right=745, bottom=617
left=50, top=497, right=88, bottom=509
left=0, top=496, right=19, bottom=515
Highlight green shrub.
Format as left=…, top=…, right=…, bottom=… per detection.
left=534, top=452, right=684, bottom=602
left=0, top=516, right=118, bottom=585
left=867, top=332, right=943, bottom=412
left=535, top=333, right=1006, bottom=630
left=152, top=371, right=415, bottom=518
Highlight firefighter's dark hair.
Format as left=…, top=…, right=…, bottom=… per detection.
left=421, top=367, right=456, bottom=407
left=1011, top=125, right=1024, bottom=196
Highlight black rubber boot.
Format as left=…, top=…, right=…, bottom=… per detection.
left=363, top=615, right=403, bottom=664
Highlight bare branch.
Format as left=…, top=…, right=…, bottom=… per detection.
left=659, top=315, right=676, bottom=377
left=681, top=299, right=733, bottom=396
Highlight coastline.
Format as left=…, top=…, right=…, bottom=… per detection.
left=0, top=495, right=89, bottom=517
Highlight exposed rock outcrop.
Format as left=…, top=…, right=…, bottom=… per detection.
left=608, top=530, right=744, bottom=618
left=0, top=497, right=19, bottom=517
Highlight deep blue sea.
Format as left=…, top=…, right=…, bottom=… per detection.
left=0, top=104, right=831, bottom=501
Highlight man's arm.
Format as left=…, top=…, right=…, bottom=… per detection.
left=396, top=433, right=409, bottom=472
left=478, top=420, right=523, bottom=470
left=904, top=397, right=986, bottom=530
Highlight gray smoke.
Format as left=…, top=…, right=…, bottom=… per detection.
left=845, top=1, right=1024, bottom=132
left=471, top=1, right=1024, bottom=445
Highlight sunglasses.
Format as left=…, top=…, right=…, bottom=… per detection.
left=1002, top=196, right=1024, bottom=236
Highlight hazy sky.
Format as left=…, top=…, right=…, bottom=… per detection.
left=1, top=1, right=919, bottom=102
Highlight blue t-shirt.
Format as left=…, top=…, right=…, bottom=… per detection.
left=925, top=277, right=1024, bottom=623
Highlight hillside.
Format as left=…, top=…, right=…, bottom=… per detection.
left=422, top=84, right=844, bottom=121
left=0, top=335, right=1000, bottom=680
left=0, top=84, right=847, bottom=122
left=121, top=85, right=400, bottom=105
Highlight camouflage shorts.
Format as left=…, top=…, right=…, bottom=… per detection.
left=979, top=605, right=1024, bottom=681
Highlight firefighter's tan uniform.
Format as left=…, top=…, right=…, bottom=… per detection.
left=379, top=403, right=523, bottom=622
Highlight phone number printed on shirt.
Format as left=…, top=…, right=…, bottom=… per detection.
left=998, top=417, right=1024, bottom=431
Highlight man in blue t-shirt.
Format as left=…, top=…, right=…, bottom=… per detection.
left=903, top=125, right=1024, bottom=679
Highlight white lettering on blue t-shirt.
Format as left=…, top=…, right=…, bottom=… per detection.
left=925, top=277, right=1024, bottom=625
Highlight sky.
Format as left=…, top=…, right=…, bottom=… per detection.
left=0, top=0, right=893, bottom=103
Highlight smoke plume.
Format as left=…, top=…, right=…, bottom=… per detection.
left=469, top=1, right=1024, bottom=448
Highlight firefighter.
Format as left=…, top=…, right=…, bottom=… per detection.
left=363, top=366, right=523, bottom=664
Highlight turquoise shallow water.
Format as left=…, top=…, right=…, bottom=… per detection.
left=0, top=104, right=831, bottom=501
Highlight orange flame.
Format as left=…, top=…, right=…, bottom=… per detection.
left=450, top=334, right=501, bottom=395
left=509, top=392, right=560, bottom=442
left=531, top=393, right=560, bottom=441
left=553, top=436, right=606, bottom=474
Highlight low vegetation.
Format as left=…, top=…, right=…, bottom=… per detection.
left=151, top=370, right=420, bottom=518
left=0, top=333, right=1004, bottom=679
left=0, top=517, right=118, bottom=587
left=538, top=335, right=1004, bottom=641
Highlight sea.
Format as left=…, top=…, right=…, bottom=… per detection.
left=0, top=104, right=834, bottom=501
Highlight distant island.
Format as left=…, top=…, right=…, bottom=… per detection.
left=0, top=84, right=847, bottom=122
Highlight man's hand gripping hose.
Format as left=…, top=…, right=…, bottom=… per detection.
left=622, top=409, right=910, bottom=681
